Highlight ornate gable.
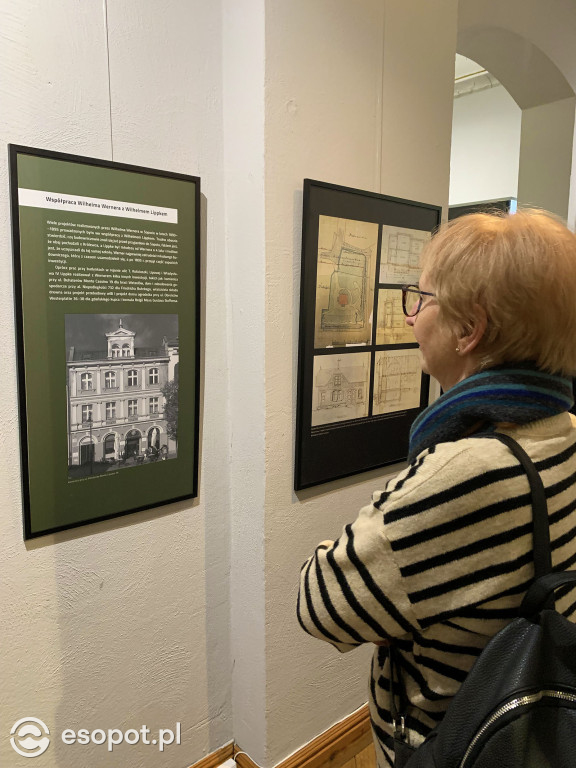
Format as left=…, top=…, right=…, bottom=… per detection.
left=106, top=319, right=136, bottom=358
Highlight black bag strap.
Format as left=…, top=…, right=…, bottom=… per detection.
left=389, top=644, right=409, bottom=740
left=488, top=432, right=552, bottom=579
left=521, top=570, right=576, bottom=616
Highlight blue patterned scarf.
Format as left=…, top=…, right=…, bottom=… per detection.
left=408, top=364, right=574, bottom=463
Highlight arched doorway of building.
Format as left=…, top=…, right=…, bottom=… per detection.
left=79, top=440, right=95, bottom=465
left=103, top=433, right=116, bottom=460
left=148, top=427, right=160, bottom=450
left=125, top=430, right=140, bottom=459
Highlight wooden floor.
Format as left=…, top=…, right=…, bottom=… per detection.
left=340, top=743, right=377, bottom=768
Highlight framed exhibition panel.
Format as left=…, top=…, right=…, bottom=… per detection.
left=9, top=145, right=200, bottom=538
left=448, top=197, right=517, bottom=220
left=295, top=179, right=441, bottom=490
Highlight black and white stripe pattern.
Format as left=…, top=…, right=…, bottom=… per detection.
left=297, top=414, right=576, bottom=766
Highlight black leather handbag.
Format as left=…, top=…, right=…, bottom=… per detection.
left=390, top=432, right=576, bottom=768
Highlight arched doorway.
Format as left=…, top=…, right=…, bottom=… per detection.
left=456, top=0, right=576, bottom=221
left=148, top=427, right=160, bottom=450
left=124, top=430, right=140, bottom=459
left=103, top=433, right=116, bottom=460
left=79, top=438, right=95, bottom=465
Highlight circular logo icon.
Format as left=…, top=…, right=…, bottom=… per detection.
left=10, top=718, right=50, bottom=758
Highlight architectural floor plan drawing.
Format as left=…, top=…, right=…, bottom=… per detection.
left=372, top=349, right=421, bottom=415
left=376, top=288, right=416, bottom=345
left=311, top=352, right=370, bottom=426
left=314, top=216, right=378, bottom=348
left=379, top=225, right=430, bottom=285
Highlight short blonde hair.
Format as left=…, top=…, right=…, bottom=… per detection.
left=421, top=208, right=576, bottom=375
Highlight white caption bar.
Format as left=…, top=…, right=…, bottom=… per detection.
left=18, top=188, right=178, bottom=224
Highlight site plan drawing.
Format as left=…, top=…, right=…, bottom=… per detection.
left=378, top=225, right=430, bottom=285
left=372, top=349, right=421, bottom=415
left=314, top=215, right=378, bottom=348
left=376, top=288, right=416, bottom=345
left=311, top=352, right=370, bottom=426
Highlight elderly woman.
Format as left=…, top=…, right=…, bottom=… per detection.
left=297, top=209, right=576, bottom=767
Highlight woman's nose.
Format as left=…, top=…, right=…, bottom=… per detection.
left=405, top=313, right=415, bottom=327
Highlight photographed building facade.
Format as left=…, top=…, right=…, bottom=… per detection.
left=67, top=319, right=178, bottom=465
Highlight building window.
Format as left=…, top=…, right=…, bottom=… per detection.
left=333, top=374, right=342, bottom=386
left=81, top=404, right=93, bottom=423
left=358, top=388, right=363, bottom=400
left=149, top=367, right=159, bottom=385
left=128, top=399, right=138, bottom=416
left=127, top=370, right=138, bottom=387
left=122, top=344, right=130, bottom=357
left=80, top=373, right=93, bottom=390
left=111, top=344, right=120, bottom=358
left=105, top=402, right=116, bottom=420
left=149, top=397, right=159, bottom=414
left=105, top=371, right=116, bottom=388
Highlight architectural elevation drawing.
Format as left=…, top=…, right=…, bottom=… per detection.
left=376, top=288, right=416, bottom=345
left=379, top=225, right=430, bottom=285
left=312, top=352, right=370, bottom=427
left=372, top=349, right=421, bottom=415
left=314, top=216, right=378, bottom=348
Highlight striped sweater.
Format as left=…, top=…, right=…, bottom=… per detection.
left=297, top=413, right=576, bottom=767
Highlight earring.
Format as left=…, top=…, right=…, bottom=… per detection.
left=455, top=347, right=460, bottom=353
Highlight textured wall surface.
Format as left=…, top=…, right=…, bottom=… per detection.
left=518, top=96, right=576, bottom=219
left=262, top=1, right=457, bottom=765
left=0, top=2, right=232, bottom=767
left=223, top=0, right=268, bottom=759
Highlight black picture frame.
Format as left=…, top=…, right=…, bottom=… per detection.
left=9, top=145, right=201, bottom=538
left=448, top=198, right=517, bottom=220
left=295, top=179, right=441, bottom=490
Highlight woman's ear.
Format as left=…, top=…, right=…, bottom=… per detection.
left=457, top=304, right=487, bottom=356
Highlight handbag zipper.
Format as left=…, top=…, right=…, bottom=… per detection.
left=459, top=689, right=576, bottom=768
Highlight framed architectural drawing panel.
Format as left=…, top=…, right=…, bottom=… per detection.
left=10, top=145, right=200, bottom=538
left=296, top=179, right=440, bottom=490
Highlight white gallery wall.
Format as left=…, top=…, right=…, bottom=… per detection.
left=0, top=3, right=232, bottom=768
left=2, top=2, right=576, bottom=768
left=449, top=84, right=521, bottom=206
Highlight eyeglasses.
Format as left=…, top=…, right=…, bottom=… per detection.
left=401, top=284, right=436, bottom=317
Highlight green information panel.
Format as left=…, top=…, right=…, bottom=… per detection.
left=9, top=145, right=200, bottom=538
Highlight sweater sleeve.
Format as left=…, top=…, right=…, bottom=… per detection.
left=297, top=493, right=421, bottom=653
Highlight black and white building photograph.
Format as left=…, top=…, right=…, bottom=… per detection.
left=66, top=314, right=179, bottom=478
